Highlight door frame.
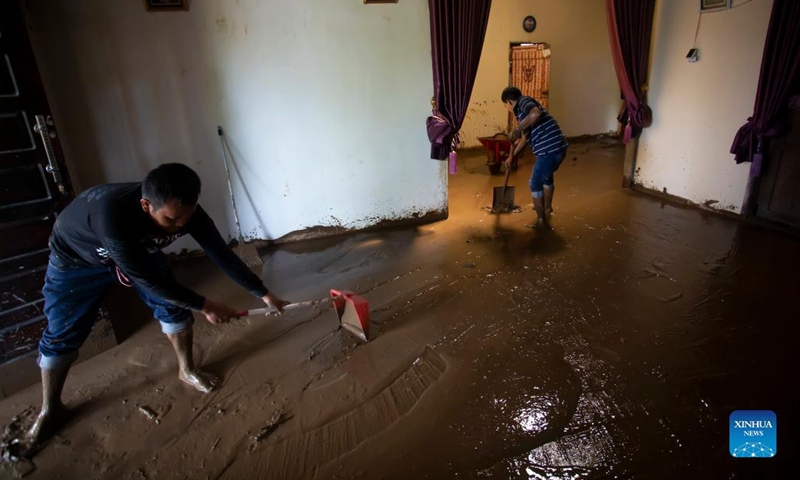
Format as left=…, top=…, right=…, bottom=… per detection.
left=0, top=0, right=75, bottom=364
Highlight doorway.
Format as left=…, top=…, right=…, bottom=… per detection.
left=755, top=102, right=800, bottom=228
left=507, top=43, right=551, bottom=131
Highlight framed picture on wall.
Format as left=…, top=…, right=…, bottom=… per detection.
left=699, top=0, right=731, bottom=12
left=143, top=0, right=189, bottom=12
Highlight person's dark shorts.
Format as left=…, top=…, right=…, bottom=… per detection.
left=38, top=252, right=193, bottom=369
left=529, top=148, right=567, bottom=197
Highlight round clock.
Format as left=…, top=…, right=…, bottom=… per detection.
left=523, top=15, right=537, bottom=33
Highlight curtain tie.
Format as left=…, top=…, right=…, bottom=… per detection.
left=629, top=104, right=653, bottom=129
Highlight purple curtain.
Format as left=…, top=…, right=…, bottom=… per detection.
left=605, top=0, right=655, bottom=143
left=427, top=0, right=492, bottom=160
left=731, top=0, right=800, bottom=167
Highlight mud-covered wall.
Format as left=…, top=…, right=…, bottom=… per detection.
left=635, top=0, right=773, bottom=213
left=460, top=0, right=620, bottom=148
left=22, top=0, right=443, bottom=248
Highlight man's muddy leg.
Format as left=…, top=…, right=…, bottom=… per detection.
left=27, top=259, right=112, bottom=450
left=167, top=327, right=218, bottom=393
left=544, top=185, right=554, bottom=218
left=533, top=195, right=548, bottom=228
left=26, top=364, right=70, bottom=447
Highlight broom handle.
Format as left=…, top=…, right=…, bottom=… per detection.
left=217, top=126, right=243, bottom=245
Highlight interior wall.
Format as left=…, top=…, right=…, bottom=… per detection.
left=460, top=0, right=620, bottom=148
left=22, top=0, right=442, bottom=249
left=635, top=0, right=773, bottom=213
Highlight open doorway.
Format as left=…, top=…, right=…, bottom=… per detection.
left=754, top=101, right=800, bottom=228
left=507, top=42, right=551, bottom=131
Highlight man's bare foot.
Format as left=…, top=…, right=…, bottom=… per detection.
left=21, top=402, right=66, bottom=454
left=545, top=207, right=554, bottom=217
left=178, top=369, right=218, bottom=393
left=526, top=220, right=549, bottom=230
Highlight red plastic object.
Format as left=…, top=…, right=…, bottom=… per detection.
left=330, top=289, right=370, bottom=342
left=478, top=134, right=513, bottom=175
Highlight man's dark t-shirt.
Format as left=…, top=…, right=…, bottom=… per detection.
left=49, top=183, right=268, bottom=310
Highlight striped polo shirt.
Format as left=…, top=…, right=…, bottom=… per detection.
left=514, top=96, right=568, bottom=155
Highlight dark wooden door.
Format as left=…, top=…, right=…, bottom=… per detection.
left=0, top=0, right=74, bottom=363
left=757, top=106, right=800, bottom=228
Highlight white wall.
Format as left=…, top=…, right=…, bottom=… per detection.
left=23, top=0, right=443, bottom=247
left=460, top=0, right=620, bottom=147
left=635, top=0, right=773, bottom=213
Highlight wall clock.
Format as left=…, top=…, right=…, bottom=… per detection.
left=523, top=15, right=536, bottom=33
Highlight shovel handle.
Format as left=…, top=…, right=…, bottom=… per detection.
left=502, top=161, right=512, bottom=194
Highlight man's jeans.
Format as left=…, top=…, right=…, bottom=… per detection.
left=38, top=252, right=192, bottom=369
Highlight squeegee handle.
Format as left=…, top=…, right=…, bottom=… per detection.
left=235, top=300, right=322, bottom=317
left=236, top=308, right=269, bottom=317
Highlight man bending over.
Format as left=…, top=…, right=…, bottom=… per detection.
left=27, top=163, right=288, bottom=447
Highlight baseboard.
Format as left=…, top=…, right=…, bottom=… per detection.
left=166, top=208, right=449, bottom=261
left=271, top=208, right=449, bottom=245
left=631, top=184, right=800, bottom=239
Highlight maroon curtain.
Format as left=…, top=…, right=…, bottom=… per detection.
left=605, top=0, right=655, bottom=143
left=427, top=0, right=492, bottom=160
left=731, top=0, right=800, bottom=167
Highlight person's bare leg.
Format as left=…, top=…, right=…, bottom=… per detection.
left=544, top=185, right=554, bottom=218
left=25, top=364, right=70, bottom=448
left=167, top=327, right=218, bottom=393
left=533, top=196, right=548, bottom=228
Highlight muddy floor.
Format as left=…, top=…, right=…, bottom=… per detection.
left=1, top=137, right=798, bottom=479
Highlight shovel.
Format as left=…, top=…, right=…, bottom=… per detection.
left=491, top=161, right=515, bottom=213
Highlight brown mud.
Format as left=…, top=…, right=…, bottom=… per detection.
left=1, top=138, right=797, bottom=479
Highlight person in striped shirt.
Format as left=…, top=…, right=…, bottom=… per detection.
left=502, top=87, right=569, bottom=228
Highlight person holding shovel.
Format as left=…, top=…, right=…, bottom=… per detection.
left=502, top=86, right=568, bottom=228
left=24, top=163, right=288, bottom=449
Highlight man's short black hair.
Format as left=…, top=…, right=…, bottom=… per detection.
left=501, top=87, right=523, bottom=103
left=142, top=163, right=201, bottom=209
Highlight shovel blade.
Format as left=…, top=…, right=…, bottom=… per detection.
left=491, top=185, right=516, bottom=213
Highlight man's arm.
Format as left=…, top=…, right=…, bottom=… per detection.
left=189, top=207, right=268, bottom=295
left=97, top=210, right=236, bottom=324
left=104, top=237, right=205, bottom=309
left=189, top=207, right=289, bottom=312
left=511, top=107, right=543, bottom=140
